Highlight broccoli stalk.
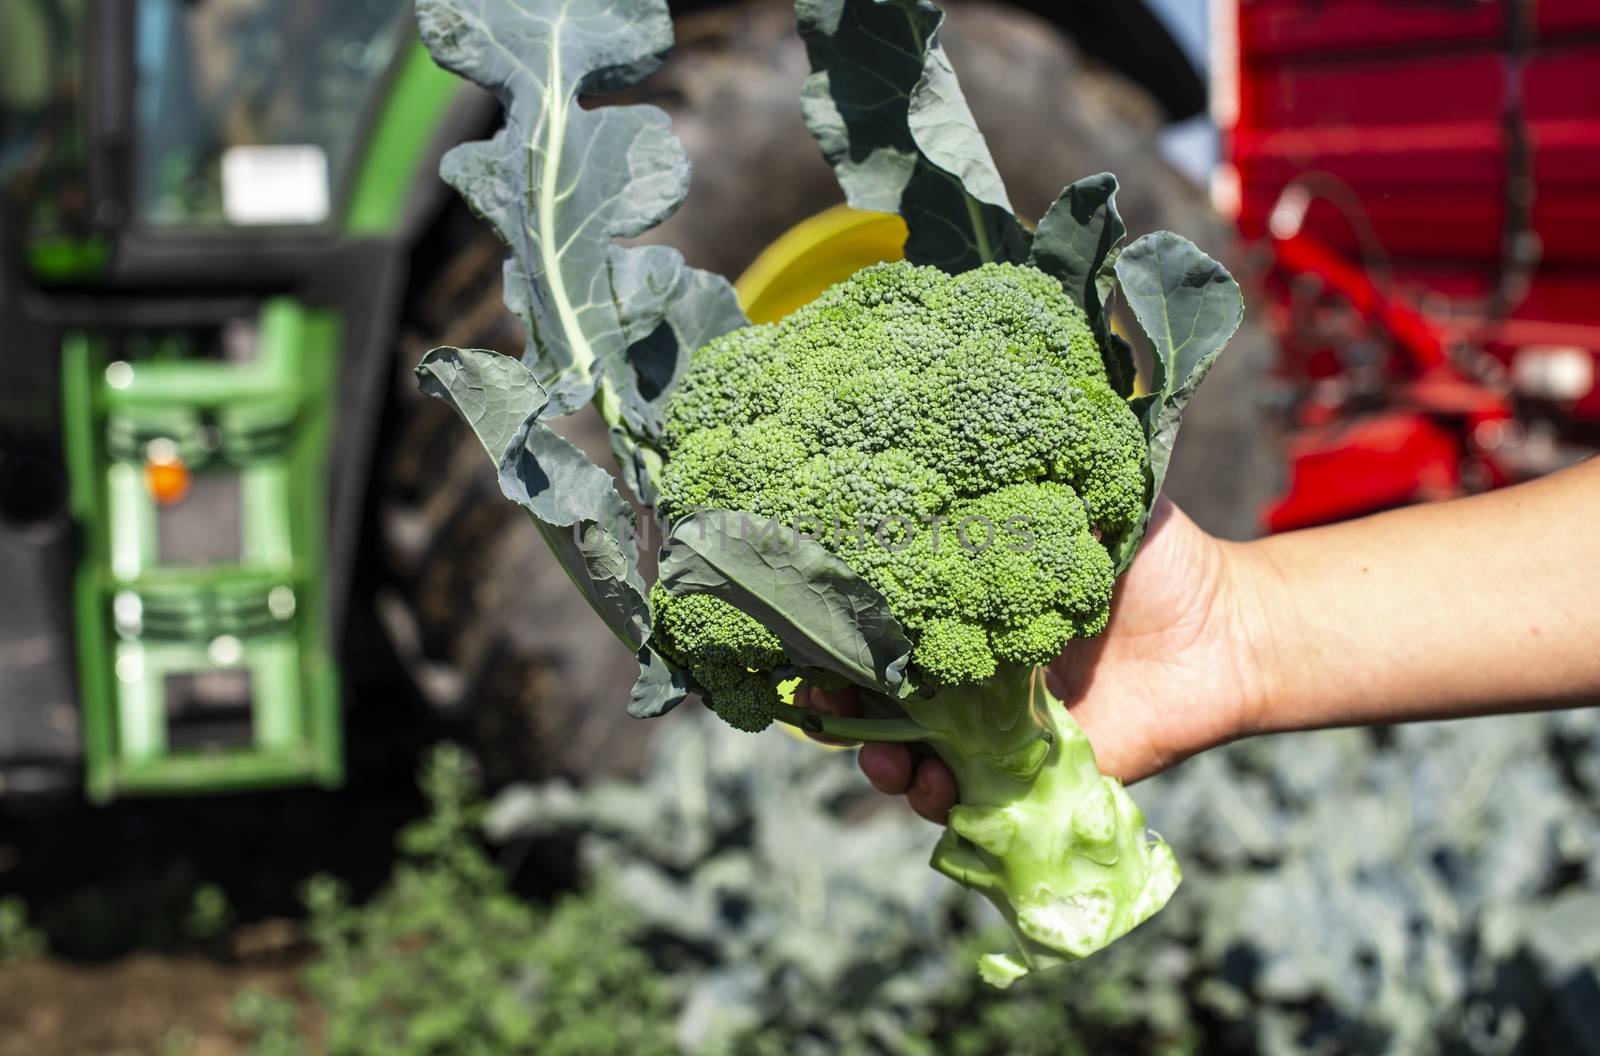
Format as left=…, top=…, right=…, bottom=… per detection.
left=773, top=662, right=1179, bottom=987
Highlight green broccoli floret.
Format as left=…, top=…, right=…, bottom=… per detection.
left=649, top=584, right=783, bottom=732
left=649, top=260, right=1177, bottom=987
left=655, top=260, right=1145, bottom=692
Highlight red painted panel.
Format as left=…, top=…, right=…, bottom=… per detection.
left=1530, top=118, right=1600, bottom=185
left=1513, top=272, right=1600, bottom=324
left=1240, top=199, right=1600, bottom=268
left=1265, top=412, right=1462, bottom=532
left=1531, top=197, right=1600, bottom=265
left=1240, top=189, right=1504, bottom=261
left=1243, top=0, right=1504, bottom=60
left=1234, top=121, right=1503, bottom=187
left=1537, top=0, right=1600, bottom=35
left=1252, top=52, right=1506, bottom=129
left=1523, top=50, right=1600, bottom=120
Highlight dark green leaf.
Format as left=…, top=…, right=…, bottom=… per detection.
left=628, top=646, right=692, bottom=718
left=417, top=0, right=746, bottom=434
left=416, top=347, right=650, bottom=652
left=1110, top=232, right=1244, bottom=568
left=1029, top=173, right=1135, bottom=396
left=659, top=511, right=912, bottom=692
left=605, top=258, right=746, bottom=505
left=796, top=0, right=1030, bottom=272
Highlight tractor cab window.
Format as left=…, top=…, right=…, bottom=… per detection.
left=134, top=0, right=411, bottom=228
left=0, top=0, right=92, bottom=241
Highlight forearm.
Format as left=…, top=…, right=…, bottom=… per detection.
left=1229, top=458, right=1600, bottom=736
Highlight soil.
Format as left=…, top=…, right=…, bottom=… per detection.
left=0, top=945, right=313, bottom=1056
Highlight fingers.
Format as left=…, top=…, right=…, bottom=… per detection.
left=858, top=744, right=956, bottom=823
left=804, top=683, right=859, bottom=715
left=793, top=683, right=861, bottom=746
left=858, top=742, right=912, bottom=793
left=907, top=756, right=957, bottom=823
left=798, top=684, right=957, bottom=823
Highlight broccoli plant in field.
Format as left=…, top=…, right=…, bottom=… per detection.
left=412, top=0, right=1242, bottom=985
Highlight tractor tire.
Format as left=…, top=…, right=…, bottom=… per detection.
left=369, top=0, right=1279, bottom=787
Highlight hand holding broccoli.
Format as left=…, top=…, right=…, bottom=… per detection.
left=804, top=497, right=1267, bottom=819
left=831, top=458, right=1600, bottom=825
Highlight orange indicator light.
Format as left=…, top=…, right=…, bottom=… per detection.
left=144, top=442, right=191, bottom=506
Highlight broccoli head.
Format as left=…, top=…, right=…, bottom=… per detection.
left=653, top=260, right=1145, bottom=721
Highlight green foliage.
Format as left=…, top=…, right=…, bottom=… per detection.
left=1111, top=231, right=1245, bottom=566
left=232, top=989, right=311, bottom=1056
left=413, top=0, right=748, bottom=707
left=1028, top=172, right=1131, bottom=394
left=0, top=894, right=46, bottom=962
left=938, top=946, right=1200, bottom=1056
left=1126, top=709, right=1600, bottom=1055
left=415, top=0, right=745, bottom=424
left=490, top=711, right=966, bottom=1055
left=183, top=883, right=234, bottom=942
left=243, top=745, right=676, bottom=1056
left=415, top=347, right=652, bottom=658
left=231, top=717, right=1599, bottom=1054
left=27, top=859, right=226, bottom=959
left=796, top=0, right=1031, bottom=272
left=656, top=512, right=915, bottom=700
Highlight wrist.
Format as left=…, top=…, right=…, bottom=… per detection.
left=1217, top=537, right=1298, bottom=741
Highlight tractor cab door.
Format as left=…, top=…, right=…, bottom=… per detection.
left=1, top=0, right=453, bottom=802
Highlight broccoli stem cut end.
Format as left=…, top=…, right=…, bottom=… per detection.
left=914, top=665, right=1181, bottom=985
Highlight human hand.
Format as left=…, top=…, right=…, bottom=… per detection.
left=796, top=498, right=1272, bottom=822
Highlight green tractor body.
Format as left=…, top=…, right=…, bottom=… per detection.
left=0, top=0, right=476, bottom=800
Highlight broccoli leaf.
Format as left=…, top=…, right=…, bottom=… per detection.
left=1029, top=173, right=1137, bottom=397
left=416, top=347, right=651, bottom=653
left=796, top=0, right=1031, bottom=272
left=659, top=510, right=913, bottom=692
left=1110, top=232, right=1244, bottom=567
left=417, top=0, right=746, bottom=433
left=607, top=257, right=748, bottom=506
left=628, top=644, right=693, bottom=718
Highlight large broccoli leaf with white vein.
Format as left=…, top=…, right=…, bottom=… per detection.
left=414, top=0, right=750, bottom=713
left=416, top=0, right=746, bottom=436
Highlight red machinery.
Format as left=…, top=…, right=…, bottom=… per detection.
left=1212, top=0, right=1600, bottom=531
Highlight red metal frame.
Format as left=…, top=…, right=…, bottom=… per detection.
left=1215, top=0, right=1600, bottom=532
